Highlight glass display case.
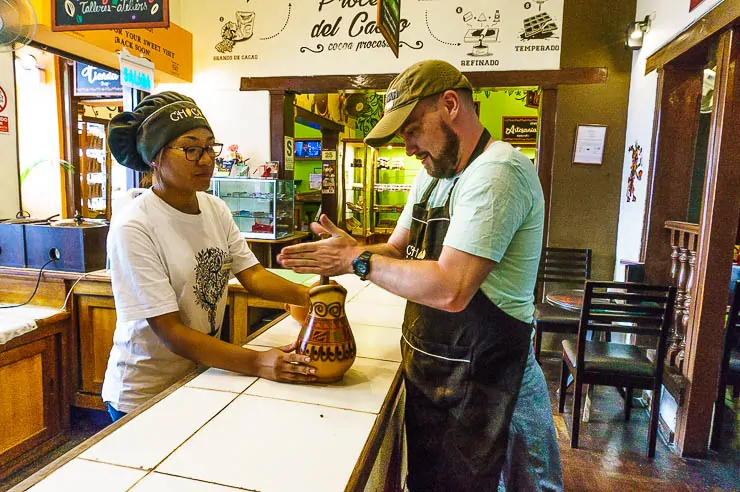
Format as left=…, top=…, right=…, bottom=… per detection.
left=208, top=177, right=295, bottom=239
left=78, top=118, right=112, bottom=219
left=371, top=142, right=418, bottom=235
left=340, top=139, right=371, bottom=238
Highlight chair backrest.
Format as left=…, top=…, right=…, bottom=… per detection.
left=576, top=281, right=677, bottom=376
left=536, top=247, right=592, bottom=301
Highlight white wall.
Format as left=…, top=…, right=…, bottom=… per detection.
left=16, top=48, right=64, bottom=219
left=0, top=52, right=21, bottom=218
left=614, top=0, right=724, bottom=279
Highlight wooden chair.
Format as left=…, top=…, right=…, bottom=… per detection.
left=558, top=281, right=676, bottom=458
left=533, top=247, right=592, bottom=361
left=710, top=280, right=740, bottom=450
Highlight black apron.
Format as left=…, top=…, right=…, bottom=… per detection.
left=402, top=129, right=531, bottom=492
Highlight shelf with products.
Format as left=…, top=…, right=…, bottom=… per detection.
left=77, top=118, right=112, bottom=220
left=339, top=138, right=371, bottom=238
left=371, top=143, right=420, bottom=235
left=208, top=177, right=295, bottom=239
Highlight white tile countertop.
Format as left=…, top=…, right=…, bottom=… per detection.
left=18, top=274, right=407, bottom=492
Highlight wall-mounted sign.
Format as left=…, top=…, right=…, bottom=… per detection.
left=0, top=85, right=8, bottom=134
left=118, top=49, right=154, bottom=93
left=0, top=85, right=7, bottom=113
left=284, top=136, right=294, bottom=171
left=74, top=62, right=122, bottom=97
left=189, top=1, right=564, bottom=81
left=378, top=0, right=401, bottom=58
left=502, top=116, right=538, bottom=145
left=321, top=149, right=337, bottom=161
left=52, top=0, right=170, bottom=32
left=573, top=124, right=607, bottom=165
left=322, top=162, right=336, bottom=195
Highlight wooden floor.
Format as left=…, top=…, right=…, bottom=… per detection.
left=3, top=358, right=739, bottom=492
left=542, top=356, right=740, bottom=492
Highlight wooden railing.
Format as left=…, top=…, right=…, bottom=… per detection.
left=665, top=220, right=700, bottom=371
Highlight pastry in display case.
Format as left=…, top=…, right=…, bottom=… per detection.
left=208, top=177, right=294, bottom=239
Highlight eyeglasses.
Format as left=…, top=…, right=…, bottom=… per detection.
left=165, top=143, right=224, bottom=162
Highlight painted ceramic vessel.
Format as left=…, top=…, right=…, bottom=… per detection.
left=296, top=284, right=356, bottom=383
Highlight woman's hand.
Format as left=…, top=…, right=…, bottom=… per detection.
left=254, top=340, right=317, bottom=383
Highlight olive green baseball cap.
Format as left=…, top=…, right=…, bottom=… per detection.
left=364, top=60, right=472, bottom=148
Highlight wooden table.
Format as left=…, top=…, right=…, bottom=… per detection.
left=545, top=288, right=584, bottom=312
left=246, top=231, right=310, bottom=267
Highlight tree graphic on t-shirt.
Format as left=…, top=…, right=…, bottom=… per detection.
left=193, top=248, right=229, bottom=336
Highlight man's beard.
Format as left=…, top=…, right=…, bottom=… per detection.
left=424, top=120, right=461, bottom=179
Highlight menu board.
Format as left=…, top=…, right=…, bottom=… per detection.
left=377, top=0, right=401, bottom=58
left=52, top=0, right=170, bottom=32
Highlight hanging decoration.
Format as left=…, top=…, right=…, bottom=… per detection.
left=626, top=142, right=643, bottom=202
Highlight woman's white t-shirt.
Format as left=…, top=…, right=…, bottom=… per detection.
left=102, top=190, right=258, bottom=412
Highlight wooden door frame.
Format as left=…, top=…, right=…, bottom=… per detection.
left=642, top=1, right=740, bottom=456
left=241, top=67, right=607, bottom=243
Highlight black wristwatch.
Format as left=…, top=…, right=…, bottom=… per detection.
left=352, top=251, right=374, bottom=280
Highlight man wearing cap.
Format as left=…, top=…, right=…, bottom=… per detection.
left=278, top=60, right=560, bottom=491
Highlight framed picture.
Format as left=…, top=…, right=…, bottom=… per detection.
left=525, top=90, right=540, bottom=109
left=502, top=116, right=538, bottom=145
left=572, top=124, right=607, bottom=165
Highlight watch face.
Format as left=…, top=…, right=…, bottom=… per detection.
left=356, top=262, right=369, bottom=276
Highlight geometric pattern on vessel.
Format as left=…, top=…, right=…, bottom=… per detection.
left=296, top=284, right=357, bottom=383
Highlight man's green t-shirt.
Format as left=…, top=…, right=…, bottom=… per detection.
left=397, top=141, right=545, bottom=323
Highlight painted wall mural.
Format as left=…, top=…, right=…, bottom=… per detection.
left=626, top=142, right=643, bottom=203
left=183, top=0, right=564, bottom=81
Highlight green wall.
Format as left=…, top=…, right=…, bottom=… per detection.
left=475, top=90, right=538, bottom=161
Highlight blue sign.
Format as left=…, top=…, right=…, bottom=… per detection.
left=74, top=62, right=122, bottom=97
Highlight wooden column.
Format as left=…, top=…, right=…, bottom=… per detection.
left=675, top=27, right=740, bottom=457
left=641, top=66, right=703, bottom=284
left=268, top=90, right=295, bottom=180
left=536, top=88, right=557, bottom=247
left=57, top=58, right=81, bottom=219
left=320, top=130, right=339, bottom=223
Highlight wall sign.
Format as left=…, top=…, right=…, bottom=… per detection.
left=0, top=85, right=8, bottom=134
left=74, top=62, right=123, bottom=97
left=502, top=116, right=538, bottom=145
left=378, top=0, right=401, bottom=58
left=192, top=1, right=564, bottom=82
left=573, top=124, right=607, bottom=165
left=284, top=136, right=294, bottom=171
left=52, top=0, right=170, bottom=32
left=118, top=49, right=154, bottom=93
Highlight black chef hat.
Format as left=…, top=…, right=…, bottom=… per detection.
left=108, top=91, right=212, bottom=172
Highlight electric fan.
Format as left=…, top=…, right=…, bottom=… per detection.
left=0, top=0, right=38, bottom=53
